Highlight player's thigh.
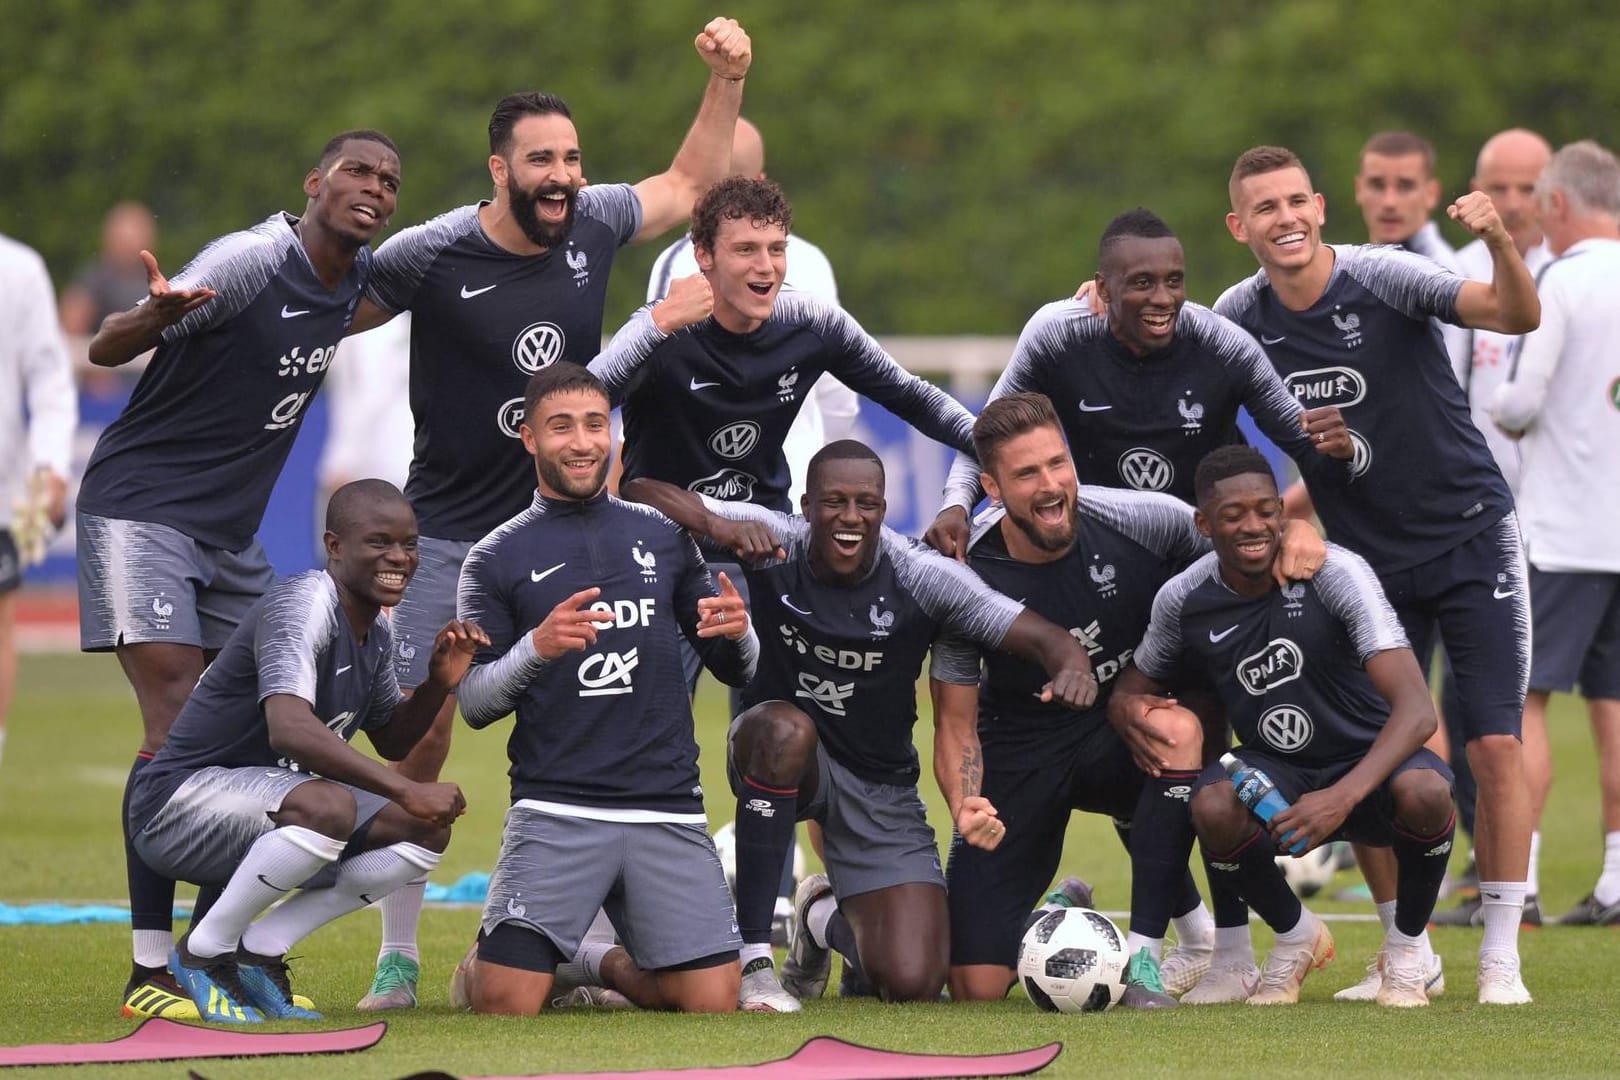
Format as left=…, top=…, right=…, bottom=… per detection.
left=1066, top=725, right=1149, bottom=821
left=389, top=536, right=472, bottom=690
left=1343, top=748, right=1455, bottom=844
left=131, top=766, right=320, bottom=885
left=76, top=513, right=209, bottom=651
left=1436, top=514, right=1530, bottom=740
left=479, top=805, right=621, bottom=964
left=473, top=922, right=564, bottom=1014
left=815, top=752, right=944, bottom=902
left=613, top=819, right=741, bottom=972
left=649, top=952, right=742, bottom=1013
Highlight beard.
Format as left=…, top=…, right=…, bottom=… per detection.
left=1008, top=498, right=1078, bottom=554
left=536, top=453, right=608, bottom=501
left=509, top=175, right=578, bottom=249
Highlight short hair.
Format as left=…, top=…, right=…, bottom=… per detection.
left=317, top=129, right=399, bottom=170
left=1229, top=145, right=1309, bottom=208
left=806, top=439, right=884, bottom=494
left=972, top=393, right=1063, bottom=472
left=1098, top=208, right=1177, bottom=266
left=1194, top=446, right=1276, bottom=507
left=522, top=362, right=608, bottom=427
left=690, top=176, right=792, bottom=254
left=325, top=478, right=410, bottom=535
left=1361, top=130, right=1437, bottom=176
left=489, top=92, right=573, bottom=157
left=1539, top=139, right=1620, bottom=218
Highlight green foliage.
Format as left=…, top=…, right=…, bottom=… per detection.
left=4, top=0, right=1618, bottom=334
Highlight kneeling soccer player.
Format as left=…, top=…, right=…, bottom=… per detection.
left=126, top=480, right=480, bottom=1023
left=1114, top=447, right=1455, bottom=1007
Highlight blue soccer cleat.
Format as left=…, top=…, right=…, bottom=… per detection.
left=168, top=939, right=264, bottom=1024
left=235, top=948, right=323, bottom=1020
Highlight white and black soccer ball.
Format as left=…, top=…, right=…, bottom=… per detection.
left=1276, top=843, right=1339, bottom=898
left=712, top=821, right=805, bottom=895
left=1017, top=907, right=1130, bottom=1013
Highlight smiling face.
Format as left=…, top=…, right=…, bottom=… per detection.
left=305, top=139, right=400, bottom=247
left=1097, top=235, right=1187, bottom=357
left=981, top=423, right=1078, bottom=562
left=327, top=496, right=419, bottom=611
left=695, top=216, right=787, bottom=333
left=802, top=458, right=886, bottom=585
left=1197, top=471, right=1283, bottom=594
left=496, top=113, right=583, bottom=249
left=522, top=388, right=612, bottom=501
left=1355, top=151, right=1440, bottom=244
left=1227, top=166, right=1328, bottom=275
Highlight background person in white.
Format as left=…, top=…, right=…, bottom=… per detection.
left=0, top=232, right=77, bottom=769
left=1491, top=139, right=1620, bottom=927
left=645, top=117, right=859, bottom=504
left=319, top=314, right=414, bottom=495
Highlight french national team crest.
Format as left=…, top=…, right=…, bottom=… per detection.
left=566, top=245, right=590, bottom=287
left=1281, top=581, right=1306, bottom=616
left=1177, top=393, right=1204, bottom=434
left=777, top=368, right=800, bottom=402
left=632, top=543, right=657, bottom=582
left=1332, top=309, right=1363, bottom=348
left=868, top=600, right=893, bottom=638
left=1088, top=558, right=1117, bottom=598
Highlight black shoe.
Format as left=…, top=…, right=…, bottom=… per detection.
left=1557, top=893, right=1620, bottom=926
left=1431, top=893, right=1542, bottom=928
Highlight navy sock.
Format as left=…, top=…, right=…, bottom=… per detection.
left=825, top=906, right=860, bottom=968
left=733, top=775, right=798, bottom=945
left=190, top=885, right=223, bottom=923
left=1205, top=848, right=1252, bottom=928
left=124, top=753, right=176, bottom=934
left=1209, top=828, right=1301, bottom=933
left=1392, top=811, right=1456, bottom=936
left=1126, top=770, right=1200, bottom=938
left=777, top=843, right=797, bottom=901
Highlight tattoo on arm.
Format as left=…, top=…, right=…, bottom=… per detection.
left=958, top=745, right=983, bottom=801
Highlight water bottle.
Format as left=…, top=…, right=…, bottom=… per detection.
left=1221, top=752, right=1308, bottom=855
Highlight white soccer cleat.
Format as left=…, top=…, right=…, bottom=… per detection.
left=1374, top=946, right=1430, bottom=1008
left=738, top=957, right=801, bottom=1013
left=1477, top=954, right=1532, bottom=1005
left=1179, top=957, right=1261, bottom=1004
left=1159, top=940, right=1213, bottom=996
left=448, top=941, right=478, bottom=1011
left=780, top=873, right=834, bottom=1000
left=1336, top=949, right=1445, bottom=1002
left=1246, top=917, right=1334, bottom=1006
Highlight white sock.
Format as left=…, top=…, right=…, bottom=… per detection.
left=1171, top=902, right=1215, bottom=948
left=1383, top=925, right=1425, bottom=954
left=1213, top=924, right=1253, bottom=962
left=188, top=826, right=345, bottom=958
left=740, top=942, right=774, bottom=967
left=133, top=929, right=173, bottom=970
left=1125, top=932, right=1163, bottom=960
left=1594, top=832, right=1620, bottom=906
left=376, top=877, right=426, bottom=964
left=581, top=908, right=618, bottom=946
left=805, top=894, right=837, bottom=949
left=1527, top=831, right=1541, bottom=897
left=1275, top=909, right=1318, bottom=947
left=1478, top=880, right=1526, bottom=960
left=241, top=842, right=439, bottom=958
left=1375, top=899, right=1398, bottom=933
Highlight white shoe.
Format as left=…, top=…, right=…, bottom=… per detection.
left=780, top=873, right=834, bottom=1000
left=551, top=985, right=633, bottom=1009
left=1159, top=941, right=1213, bottom=996
left=1336, top=950, right=1445, bottom=1002
left=1477, top=953, right=1532, bottom=1005
left=1374, top=946, right=1429, bottom=1008
left=1180, top=956, right=1261, bottom=1004
left=738, top=957, right=801, bottom=1013
left=1247, top=917, right=1335, bottom=1005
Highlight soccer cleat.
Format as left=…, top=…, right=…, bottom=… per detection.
left=356, top=950, right=420, bottom=1011
left=1335, top=950, right=1445, bottom=1002
left=780, top=873, right=834, bottom=1000
left=1374, top=946, right=1430, bottom=1008
left=448, top=940, right=479, bottom=1011
left=1246, top=918, right=1334, bottom=1005
left=169, top=939, right=264, bottom=1024
left=236, top=949, right=323, bottom=1020
left=1042, top=876, right=1095, bottom=910
left=1120, top=948, right=1178, bottom=1009
left=121, top=968, right=201, bottom=1020
left=551, top=985, right=633, bottom=1009
left=1179, top=957, right=1261, bottom=1004
left=1555, top=892, right=1620, bottom=926
left=738, top=956, right=802, bottom=1013
left=1477, top=953, right=1533, bottom=1005
left=1159, top=940, right=1213, bottom=995
left=1431, top=894, right=1542, bottom=928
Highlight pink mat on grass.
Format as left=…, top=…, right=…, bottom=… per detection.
left=0, top=1017, right=386, bottom=1067
left=396, top=1036, right=1063, bottom=1080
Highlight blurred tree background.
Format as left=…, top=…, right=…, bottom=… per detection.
left=2, top=0, right=1614, bottom=333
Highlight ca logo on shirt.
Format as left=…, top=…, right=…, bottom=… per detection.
left=1258, top=703, right=1314, bottom=753
left=1118, top=447, right=1173, bottom=492
left=1237, top=638, right=1305, bottom=695
left=512, top=322, right=565, bottom=374
left=796, top=671, right=855, bottom=716
left=578, top=648, right=639, bottom=697
left=265, top=391, right=312, bottom=431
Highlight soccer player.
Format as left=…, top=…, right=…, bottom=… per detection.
left=74, top=130, right=402, bottom=1017
left=622, top=440, right=1100, bottom=1010
left=1117, top=446, right=1456, bottom=1007
left=125, top=480, right=481, bottom=1023
left=1492, top=140, right=1620, bottom=928
left=451, top=363, right=756, bottom=1016
left=925, top=207, right=1353, bottom=555
left=1217, top=145, right=1540, bottom=1004
left=352, top=18, right=753, bottom=1009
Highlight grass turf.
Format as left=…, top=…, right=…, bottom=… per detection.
left=3, top=651, right=1618, bottom=1079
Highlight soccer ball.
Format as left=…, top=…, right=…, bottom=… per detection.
left=712, top=821, right=805, bottom=895
left=1017, top=907, right=1130, bottom=1013
left=1276, top=843, right=1339, bottom=898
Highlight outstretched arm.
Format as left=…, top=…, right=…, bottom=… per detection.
left=996, top=609, right=1098, bottom=710
left=369, top=620, right=489, bottom=759
left=1450, top=192, right=1540, bottom=334
left=87, top=251, right=215, bottom=367
left=619, top=477, right=787, bottom=563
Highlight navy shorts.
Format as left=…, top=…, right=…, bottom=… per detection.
left=1377, top=512, right=1530, bottom=740
left=390, top=535, right=474, bottom=689
left=1528, top=568, right=1620, bottom=699
left=946, top=723, right=1142, bottom=968
left=1193, top=746, right=1453, bottom=848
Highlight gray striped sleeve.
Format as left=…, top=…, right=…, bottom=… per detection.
left=697, top=495, right=808, bottom=557
left=1310, top=543, right=1409, bottom=663
left=1177, top=303, right=1316, bottom=455
left=1337, top=244, right=1466, bottom=325
left=455, top=512, right=547, bottom=728
left=928, top=631, right=984, bottom=686
left=161, top=214, right=299, bottom=342
left=589, top=305, right=673, bottom=402
left=365, top=204, right=481, bottom=314
left=255, top=572, right=339, bottom=705
left=578, top=183, right=643, bottom=247
left=1211, top=272, right=1268, bottom=325
left=1075, top=486, right=1208, bottom=564
left=1133, top=554, right=1218, bottom=681
left=890, top=533, right=1024, bottom=649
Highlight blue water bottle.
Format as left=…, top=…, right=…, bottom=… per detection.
left=1221, top=752, right=1308, bottom=855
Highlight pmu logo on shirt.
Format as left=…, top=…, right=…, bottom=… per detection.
left=1236, top=638, right=1305, bottom=696
left=1257, top=703, right=1314, bottom=753
left=688, top=469, right=757, bottom=501
left=1284, top=366, right=1367, bottom=408
left=496, top=397, right=526, bottom=439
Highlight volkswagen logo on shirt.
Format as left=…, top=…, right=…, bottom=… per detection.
left=496, top=397, right=526, bottom=439
left=1258, top=703, right=1314, bottom=753
left=512, top=321, right=565, bottom=374
left=708, top=421, right=761, bottom=461
left=1284, top=366, right=1367, bottom=409
left=1118, top=447, right=1174, bottom=492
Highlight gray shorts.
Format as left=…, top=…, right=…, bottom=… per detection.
left=390, top=535, right=474, bottom=688
left=797, top=744, right=945, bottom=900
left=133, top=766, right=389, bottom=886
left=76, top=512, right=274, bottom=652
left=481, top=803, right=741, bottom=972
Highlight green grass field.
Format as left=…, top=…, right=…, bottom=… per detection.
left=4, top=651, right=1618, bottom=1079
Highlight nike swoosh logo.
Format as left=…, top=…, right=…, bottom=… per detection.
left=1261, top=334, right=1287, bottom=345
left=280, top=305, right=310, bottom=318
left=257, top=874, right=290, bottom=892
left=531, top=562, right=567, bottom=583
left=781, top=594, right=813, bottom=616
left=1483, top=891, right=1502, bottom=900
left=460, top=284, right=498, bottom=299
left=1493, top=587, right=1518, bottom=599
left=1209, top=624, right=1240, bottom=643
left=336, top=665, right=352, bottom=675
left=690, top=378, right=721, bottom=391
left=1077, top=400, right=1112, bottom=412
